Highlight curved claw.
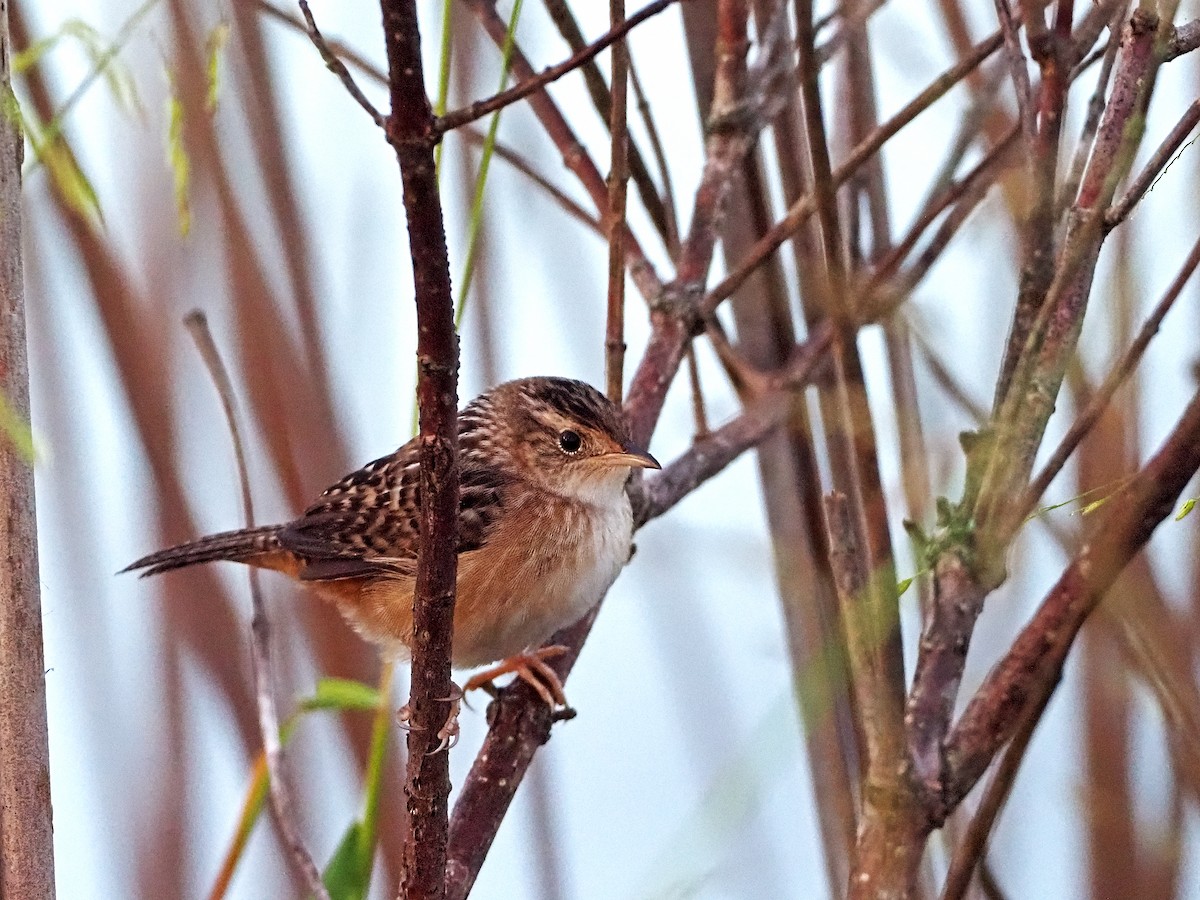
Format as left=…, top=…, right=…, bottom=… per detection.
left=463, top=646, right=571, bottom=709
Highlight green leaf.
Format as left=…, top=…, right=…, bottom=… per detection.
left=205, top=22, right=230, bottom=114
left=1176, top=498, right=1196, bottom=521
left=164, top=79, right=191, bottom=236
left=896, top=576, right=914, bottom=597
left=1079, top=496, right=1111, bottom=517
left=16, top=101, right=104, bottom=229
left=60, top=19, right=144, bottom=118
left=299, top=677, right=383, bottom=713
left=0, top=392, right=37, bottom=464
left=322, top=821, right=372, bottom=900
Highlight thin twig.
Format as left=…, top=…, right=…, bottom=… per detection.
left=992, top=0, right=1035, bottom=142
left=183, top=312, right=329, bottom=900
left=1023, top=230, right=1200, bottom=509
left=629, top=58, right=681, bottom=256
left=437, top=0, right=682, bottom=133
left=297, top=0, right=385, bottom=128
left=1105, top=99, right=1200, bottom=229
left=540, top=0, right=673, bottom=245
left=1058, top=5, right=1124, bottom=214
left=461, top=129, right=603, bottom=233
left=702, top=25, right=1006, bottom=315
left=461, top=0, right=663, bottom=303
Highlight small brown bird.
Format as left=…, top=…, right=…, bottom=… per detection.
left=124, top=377, right=659, bottom=709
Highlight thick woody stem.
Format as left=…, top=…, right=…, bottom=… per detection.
left=944, top=384, right=1200, bottom=808
left=974, top=8, right=1169, bottom=566
left=379, top=1, right=460, bottom=898
left=0, top=5, right=55, bottom=898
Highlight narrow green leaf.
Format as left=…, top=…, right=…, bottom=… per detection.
left=205, top=22, right=231, bottom=114
left=1176, top=498, right=1196, bottom=521
left=355, top=663, right=394, bottom=880
left=0, top=392, right=37, bottom=463
left=1079, top=496, right=1111, bottom=517
left=896, top=576, right=914, bottom=597
left=17, top=102, right=104, bottom=228
left=164, top=78, right=191, bottom=236
left=322, top=822, right=370, bottom=900
left=61, top=20, right=144, bottom=118
left=299, top=677, right=382, bottom=713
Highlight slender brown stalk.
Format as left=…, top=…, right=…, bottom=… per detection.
left=461, top=0, right=663, bottom=302
left=298, top=0, right=385, bottom=127
left=438, top=0, right=681, bottom=133
left=379, top=1, right=460, bottom=897
left=1105, top=98, right=1200, bottom=229
left=540, top=0, right=673, bottom=245
left=0, top=6, right=54, bottom=897
left=183, top=312, right=329, bottom=900
left=1024, top=231, right=1200, bottom=508
left=606, top=0, right=630, bottom=403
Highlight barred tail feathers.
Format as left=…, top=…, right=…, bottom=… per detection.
left=123, top=525, right=284, bottom=577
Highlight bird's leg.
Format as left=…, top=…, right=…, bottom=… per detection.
left=463, top=646, right=570, bottom=708
left=397, top=681, right=464, bottom=755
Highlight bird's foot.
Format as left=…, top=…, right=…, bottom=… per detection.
left=396, top=682, right=464, bottom=754
left=463, top=646, right=571, bottom=710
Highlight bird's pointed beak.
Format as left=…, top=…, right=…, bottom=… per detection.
left=600, top=441, right=660, bottom=470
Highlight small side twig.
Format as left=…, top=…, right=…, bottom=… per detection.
left=1105, top=98, right=1200, bottom=229
left=437, top=0, right=682, bottom=133
left=1023, top=230, right=1200, bottom=509
left=297, top=0, right=385, bottom=128
left=183, top=312, right=329, bottom=900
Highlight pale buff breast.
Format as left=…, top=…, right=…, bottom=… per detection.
left=325, top=489, right=635, bottom=669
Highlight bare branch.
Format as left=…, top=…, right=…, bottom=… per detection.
left=0, top=5, right=54, bottom=896
left=945, top=384, right=1200, bottom=808
left=1023, top=230, right=1200, bottom=508
left=183, top=312, right=329, bottom=900
left=297, top=0, right=385, bottom=128
left=1105, top=98, right=1200, bottom=229
left=378, top=1, right=460, bottom=896
left=438, top=0, right=682, bottom=133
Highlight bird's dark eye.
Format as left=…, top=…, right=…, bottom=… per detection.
left=558, top=430, right=582, bottom=454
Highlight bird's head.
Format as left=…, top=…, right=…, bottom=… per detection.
left=463, top=377, right=660, bottom=504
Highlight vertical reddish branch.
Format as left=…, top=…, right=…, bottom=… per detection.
left=0, top=5, right=55, bottom=898
left=379, top=1, right=460, bottom=897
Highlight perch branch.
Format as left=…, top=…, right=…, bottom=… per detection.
left=378, top=1, right=461, bottom=897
